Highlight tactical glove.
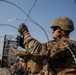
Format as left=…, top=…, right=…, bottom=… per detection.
left=18, top=23, right=29, bottom=35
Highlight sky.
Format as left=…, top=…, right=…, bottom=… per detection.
left=0, top=0, right=76, bottom=59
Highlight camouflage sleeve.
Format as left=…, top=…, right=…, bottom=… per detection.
left=12, top=48, right=28, bottom=58
left=23, top=31, right=49, bottom=58
left=11, top=63, right=18, bottom=74
left=49, top=38, right=76, bottom=59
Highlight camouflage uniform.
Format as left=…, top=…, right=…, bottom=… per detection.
left=12, top=16, right=76, bottom=75
left=12, top=37, right=76, bottom=75
left=11, top=58, right=20, bottom=75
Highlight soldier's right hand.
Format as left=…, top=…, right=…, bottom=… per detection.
left=11, top=46, right=16, bottom=52
left=18, top=23, right=29, bottom=35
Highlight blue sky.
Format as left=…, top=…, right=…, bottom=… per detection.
left=0, top=0, right=76, bottom=58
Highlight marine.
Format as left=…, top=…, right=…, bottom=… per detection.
left=11, top=16, right=76, bottom=75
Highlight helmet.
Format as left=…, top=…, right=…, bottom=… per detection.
left=51, top=16, right=74, bottom=32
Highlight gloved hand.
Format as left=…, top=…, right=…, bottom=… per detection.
left=18, top=23, right=29, bottom=35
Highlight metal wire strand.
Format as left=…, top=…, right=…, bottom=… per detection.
left=0, top=24, right=17, bottom=29
left=25, top=0, right=37, bottom=23
left=74, top=0, right=76, bottom=4
left=0, top=0, right=49, bottom=41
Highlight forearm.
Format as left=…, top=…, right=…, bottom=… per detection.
left=12, top=48, right=27, bottom=58
left=23, top=31, right=49, bottom=58
left=18, top=23, right=49, bottom=58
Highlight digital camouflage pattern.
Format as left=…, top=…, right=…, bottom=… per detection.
left=12, top=16, right=76, bottom=75
left=51, top=16, right=74, bottom=31
left=13, top=32, right=76, bottom=75
left=11, top=61, right=20, bottom=75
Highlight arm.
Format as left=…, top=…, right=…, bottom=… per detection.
left=18, top=23, right=49, bottom=58
left=11, top=46, right=30, bottom=59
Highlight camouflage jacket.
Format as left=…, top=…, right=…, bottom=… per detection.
left=14, top=33, right=76, bottom=69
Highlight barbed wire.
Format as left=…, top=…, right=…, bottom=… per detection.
left=0, top=24, right=18, bottom=39
left=0, top=18, right=26, bottom=23
left=25, top=0, right=37, bottom=23
left=0, top=18, right=51, bottom=34
left=0, top=0, right=49, bottom=41
left=0, top=24, right=17, bottom=29
left=56, top=37, right=76, bottom=64
left=74, top=0, right=76, bottom=4
left=0, top=0, right=76, bottom=65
